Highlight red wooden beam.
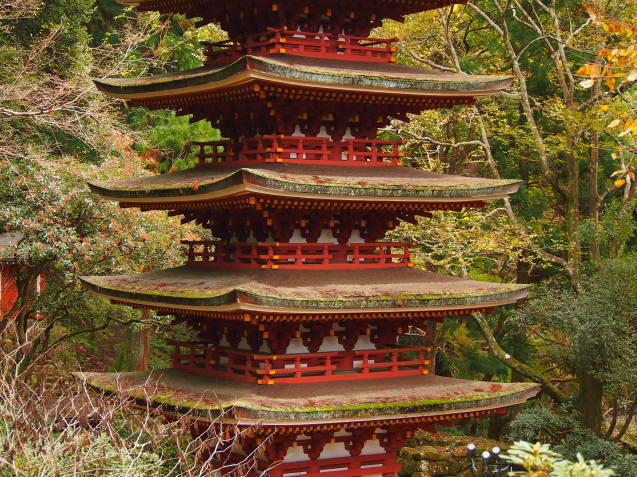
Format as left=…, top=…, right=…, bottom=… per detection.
left=181, top=241, right=415, bottom=270
left=191, top=136, right=405, bottom=167
left=203, top=29, right=398, bottom=65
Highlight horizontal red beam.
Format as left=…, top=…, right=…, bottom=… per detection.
left=190, top=135, right=405, bottom=167
left=182, top=241, right=414, bottom=270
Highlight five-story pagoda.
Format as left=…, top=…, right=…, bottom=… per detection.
left=79, top=1, right=539, bottom=475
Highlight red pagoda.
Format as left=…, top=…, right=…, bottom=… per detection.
left=80, top=1, right=539, bottom=475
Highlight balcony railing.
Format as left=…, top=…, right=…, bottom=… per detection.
left=191, top=136, right=404, bottom=167
left=170, top=342, right=430, bottom=384
left=182, top=241, right=414, bottom=269
left=204, top=29, right=398, bottom=65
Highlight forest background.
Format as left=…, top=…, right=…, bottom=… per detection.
left=0, top=0, right=636, bottom=474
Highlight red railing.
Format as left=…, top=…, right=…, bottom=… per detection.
left=182, top=241, right=414, bottom=269
left=204, top=29, right=398, bottom=65
left=171, top=342, right=430, bottom=384
left=191, top=136, right=404, bottom=167
left=268, top=453, right=402, bottom=477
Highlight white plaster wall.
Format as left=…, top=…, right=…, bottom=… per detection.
left=286, top=228, right=364, bottom=244
left=276, top=429, right=389, bottom=477
left=227, top=429, right=393, bottom=477
left=219, top=321, right=384, bottom=354
left=285, top=333, right=375, bottom=354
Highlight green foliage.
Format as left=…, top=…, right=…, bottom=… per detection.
left=0, top=0, right=222, bottom=374
left=128, top=110, right=220, bottom=172
left=579, top=200, right=637, bottom=258
left=502, top=441, right=616, bottom=476
left=8, top=429, right=165, bottom=476
left=5, top=0, right=95, bottom=72
left=509, top=408, right=637, bottom=476
left=552, top=454, right=615, bottom=477
left=0, top=153, right=190, bottom=373
left=435, top=313, right=525, bottom=382
left=389, top=209, right=535, bottom=279
left=509, top=406, right=568, bottom=443
left=515, top=256, right=637, bottom=395
left=503, top=441, right=562, bottom=474
left=379, top=4, right=637, bottom=461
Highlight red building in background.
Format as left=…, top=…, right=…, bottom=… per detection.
left=0, top=232, right=45, bottom=318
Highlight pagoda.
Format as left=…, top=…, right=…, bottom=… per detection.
left=79, top=1, right=539, bottom=475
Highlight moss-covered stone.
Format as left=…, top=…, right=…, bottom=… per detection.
left=398, top=432, right=510, bottom=477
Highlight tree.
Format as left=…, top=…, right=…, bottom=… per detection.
left=577, top=4, right=637, bottom=202
left=0, top=152, right=189, bottom=376
left=0, top=0, right=223, bottom=376
left=381, top=1, right=634, bottom=280
left=514, top=256, right=637, bottom=437
left=379, top=1, right=637, bottom=437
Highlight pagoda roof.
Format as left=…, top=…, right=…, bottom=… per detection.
left=88, top=164, right=520, bottom=209
left=77, top=369, right=539, bottom=423
left=0, top=232, right=23, bottom=251
left=93, top=55, right=512, bottom=107
left=0, top=232, right=24, bottom=266
left=80, top=266, right=529, bottom=314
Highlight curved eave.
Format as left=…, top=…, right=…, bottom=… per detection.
left=93, top=56, right=513, bottom=103
left=79, top=267, right=530, bottom=314
left=77, top=369, right=540, bottom=422
left=87, top=166, right=521, bottom=206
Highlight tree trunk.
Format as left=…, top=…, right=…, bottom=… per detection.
left=580, top=373, right=604, bottom=435
left=589, top=72, right=601, bottom=264
left=473, top=312, right=568, bottom=403
left=487, top=411, right=509, bottom=440
left=565, top=132, right=582, bottom=281
left=129, top=310, right=151, bottom=372
left=488, top=370, right=525, bottom=439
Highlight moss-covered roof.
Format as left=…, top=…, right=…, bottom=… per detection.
left=77, top=369, right=539, bottom=422
left=94, top=55, right=512, bottom=101
left=88, top=163, right=520, bottom=205
left=81, top=266, right=529, bottom=312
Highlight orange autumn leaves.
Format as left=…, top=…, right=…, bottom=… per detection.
left=578, top=4, right=636, bottom=188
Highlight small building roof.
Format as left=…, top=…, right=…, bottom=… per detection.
left=88, top=163, right=520, bottom=209
left=93, top=55, right=512, bottom=106
left=0, top=232, right=23, bottom=265
left=81, top=266, right=529, bottom=314
left=77, top=369, right=539, bottom=423
left=0, top=232, right=23, bottom=250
